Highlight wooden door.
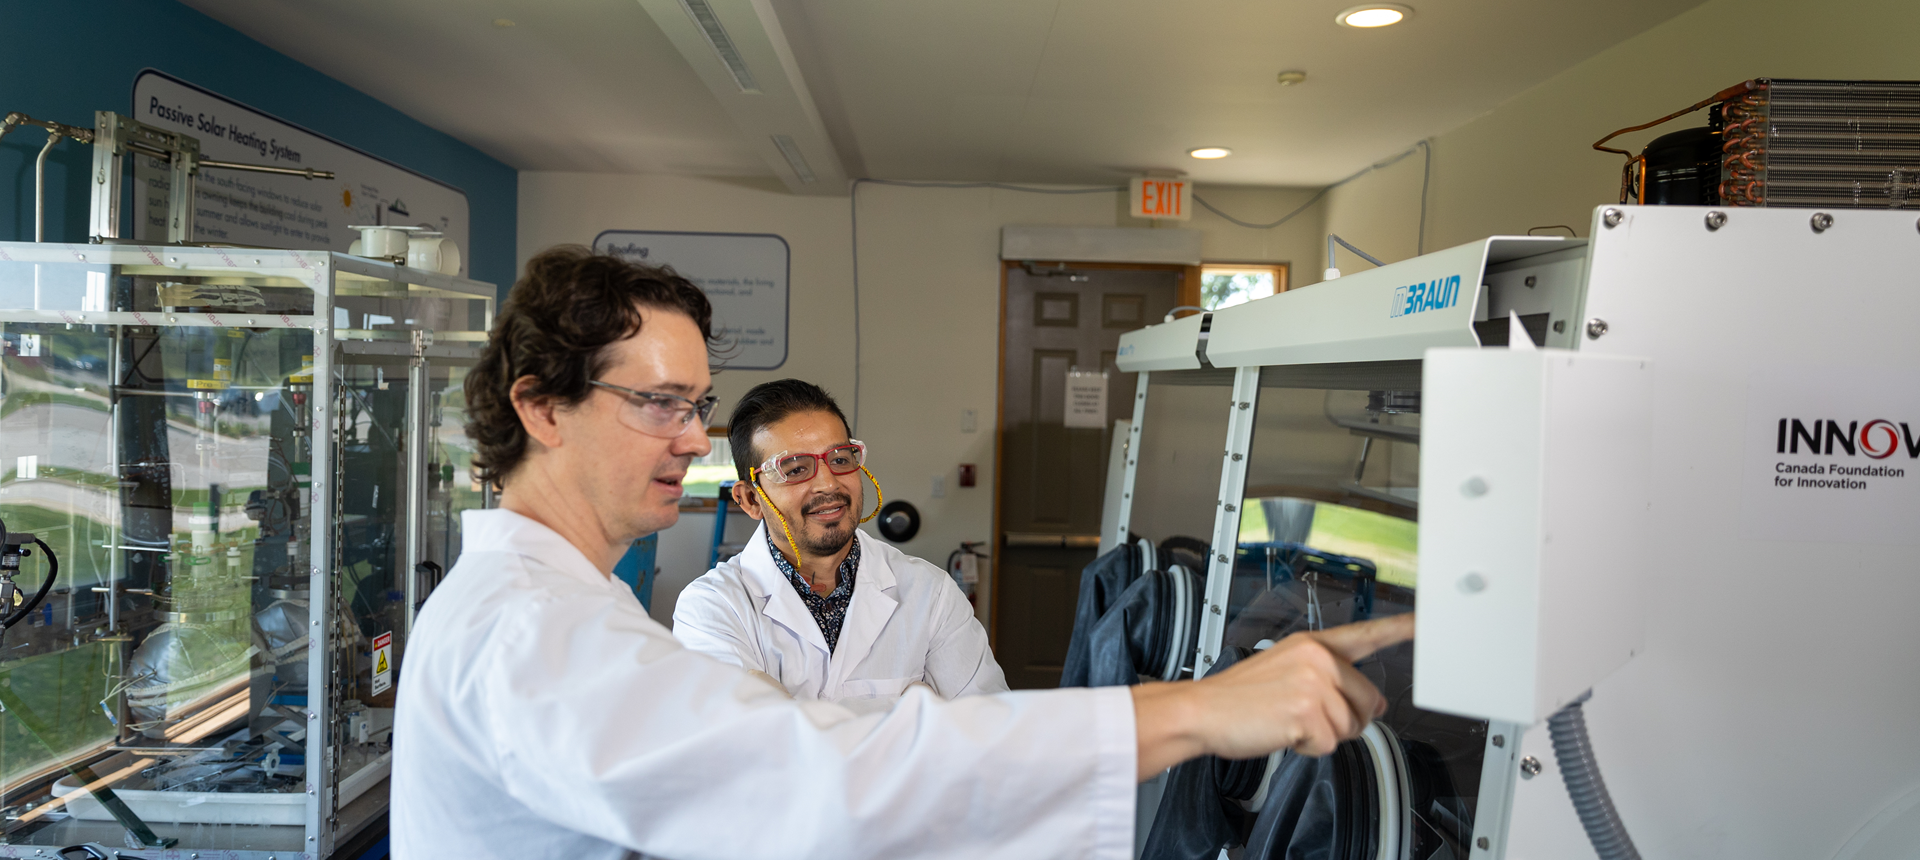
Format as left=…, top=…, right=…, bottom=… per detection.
left=994, top=263, right=1180, bottom=688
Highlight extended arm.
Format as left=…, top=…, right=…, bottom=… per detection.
left=1129, top=614, right=1413, bottom=779
left=488, top=598, right=1138, bottom=859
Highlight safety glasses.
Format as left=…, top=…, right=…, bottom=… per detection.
left=589, top=380, right=719, bottom=438
left=754, top=441, right=868, bottom=485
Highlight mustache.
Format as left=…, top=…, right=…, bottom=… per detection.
left=802, top=493, right=853, bottom=515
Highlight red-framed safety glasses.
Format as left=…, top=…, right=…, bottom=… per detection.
left=754, top=440, right=868, bottom=485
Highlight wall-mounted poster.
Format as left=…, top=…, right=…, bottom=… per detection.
left=131, top=70, right=471, bottom=275
left=593, top=230, right=790, bottom=371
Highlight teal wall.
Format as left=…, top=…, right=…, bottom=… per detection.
left=0, top=0, right=518, bottom=292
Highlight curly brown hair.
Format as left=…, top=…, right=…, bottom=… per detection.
left=466, top=245, right=715, bottom=485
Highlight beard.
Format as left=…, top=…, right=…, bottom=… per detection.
left=795, top=491, right=858, bottom=556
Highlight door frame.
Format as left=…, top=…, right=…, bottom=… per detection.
left=988, top=259, right=1198, bottom=646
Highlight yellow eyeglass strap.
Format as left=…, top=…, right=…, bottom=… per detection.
left=750, top=465, right=886, bottom=568
left=750, top=469, right=805, bottom=570
left=857, top=466, right=884, bottom=524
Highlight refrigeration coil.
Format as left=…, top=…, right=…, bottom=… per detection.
left=1720, top=79, right=1920, bottom=208
left=1595, top=79, right=1920, bottom=208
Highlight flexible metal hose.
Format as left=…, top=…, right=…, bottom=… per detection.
left=1547, top=691, right=1641, bottom=860
left=2, top=538, right=60, bottom=630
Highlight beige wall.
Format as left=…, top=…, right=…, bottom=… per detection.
left=518, top=172, right=1325, bottom=624
left=1324, top=0, right=1920, bottom=269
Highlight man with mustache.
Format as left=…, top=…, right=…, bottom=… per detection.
left=672, top=379, right=1006, bottom=711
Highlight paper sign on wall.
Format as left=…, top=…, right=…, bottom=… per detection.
left=131, top=71, right=471, bottom=273
left=370, top=632, right=393, bottom=696
left=594, top=231, right=790, bottom=370
left=1065, top=369, right=1109, bottom=429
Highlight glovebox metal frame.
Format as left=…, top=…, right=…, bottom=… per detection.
left=1110, top=206, right=1920, bottom=858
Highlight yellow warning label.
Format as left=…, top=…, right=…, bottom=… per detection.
left=185, top=379, right=227, bottom=390
left=370, top=631, right=394, bottom=695
left=290, top=354, right=314, bottom=383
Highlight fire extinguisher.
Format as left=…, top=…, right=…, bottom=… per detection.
left=946, top=541, right=987, bottom=607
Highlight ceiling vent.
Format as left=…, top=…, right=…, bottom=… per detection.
left=677, top=0, right=760, bottom=93
left=770, top=134, right=816, bottom=183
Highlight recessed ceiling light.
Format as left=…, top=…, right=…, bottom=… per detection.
left=1188, top=147, right=1232, bottom=160
left=493, top=18, right=517, bottom=28
left=1276, top=70, right=1308, bottom=86
left=1335, top=4, right=1411, bottom=27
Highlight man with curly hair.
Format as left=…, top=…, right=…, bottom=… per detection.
left=392, top=245, right=1412, bottom=860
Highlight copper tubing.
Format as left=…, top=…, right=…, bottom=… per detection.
left=1601, top=81, right=1761, bottom=203
left=1618, top=155, right=1649, bottom=204
left=1593, top=80, right=1760, bottom=156
left=1721, top=92, right=1770, bottom=206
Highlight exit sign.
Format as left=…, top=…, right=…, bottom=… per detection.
left=1129, top=177, right=1192, bottom=221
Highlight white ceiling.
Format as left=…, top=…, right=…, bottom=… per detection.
left=182, top=0, right=1708, bottom=189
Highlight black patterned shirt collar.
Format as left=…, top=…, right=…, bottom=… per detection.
left=767, top=530, right=861, bottom=654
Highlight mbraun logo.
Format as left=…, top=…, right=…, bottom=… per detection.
left=1389, top=274, right=1463, bottom=319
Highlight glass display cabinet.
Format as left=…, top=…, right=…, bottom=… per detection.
left=0, top=242, right=493, bottom=858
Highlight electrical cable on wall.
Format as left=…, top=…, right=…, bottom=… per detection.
left=847, top=178, right=1124, bottom=433
left=1323, top=234, right=1385, bottom=280
left=846, top=147, right=1431, bottom=426
left=1193, top=138, right=1433, bottom=254
left=1417, top=137, right=1431, bottom=254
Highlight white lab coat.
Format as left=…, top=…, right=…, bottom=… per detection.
left=392, top=509, right=1137, bottom=860
left=672, top=524, right=1006, bottom=713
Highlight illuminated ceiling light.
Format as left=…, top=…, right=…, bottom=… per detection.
left=1276, top=70, right=1308, bottom=86
left=1335, top=4, right=1411, bottom=27
left=1188, top=147, right=1233, bottom=160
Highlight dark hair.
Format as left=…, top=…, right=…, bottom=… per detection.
left=466, top=245, right=715, bottom=485
left=728, top=379, right=851, bottom=482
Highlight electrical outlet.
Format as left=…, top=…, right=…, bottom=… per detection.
left=931, top=476, right=946, bottom=498
left=961, top=409, right=977, bottom=433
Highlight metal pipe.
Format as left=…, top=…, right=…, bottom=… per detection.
left=198, top=159, right=335, bottom=180
left=106, top=332, right=122, bottom=634
left=403, top=357, right=428, bottom=637
left=34, top=129, right=59, bottom=241
left=0, top=112, right=91, bottom=144
left=108, top=388, right=199, bottom=398
left=305, top=326, right=334, bottom=854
